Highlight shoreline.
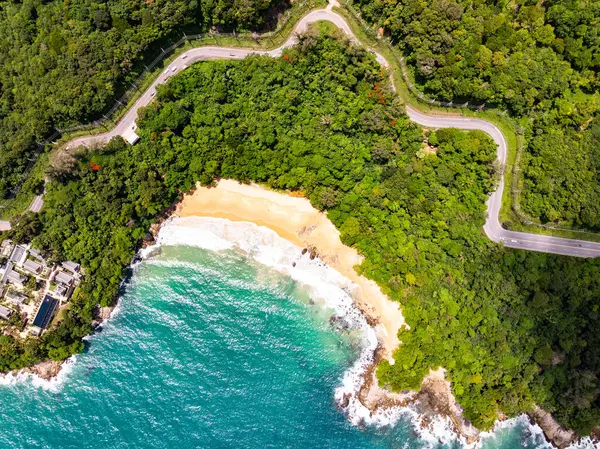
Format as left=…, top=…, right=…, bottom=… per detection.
left=1, top=179, right=595, bottom=448
left=172, top=179, right=599, bottom=448
left=176, top=179, right=405, bottom=363
left=0, top=304, right=117, bottom=383
left=173, top=179, right=483, bottom=442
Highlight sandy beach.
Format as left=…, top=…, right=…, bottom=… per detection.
left=177, top=179, right=405, bottom=364
left=172, top=179, right=486, bottom=442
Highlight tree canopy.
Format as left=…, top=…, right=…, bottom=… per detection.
left=4, top=34, right=600, bottom=434
left=0, top=0, right=287, bottom=199
left=354, top=0, right=600, bottom=230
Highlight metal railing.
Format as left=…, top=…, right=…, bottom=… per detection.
left=341, top=1, right=600, bottom=235
left=342, top=0, right=493, bottom=111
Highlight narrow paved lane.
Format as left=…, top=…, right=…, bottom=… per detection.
left=405, top=108, right=600, bottom=257
left=23, top=1, right=600, bottom=257
left=29, top=195, right=44, bottom=213
left=0, top=194, right=45, bottom=230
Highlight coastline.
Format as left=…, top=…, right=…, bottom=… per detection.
left=0, top=304, right=116, bottom=385
left=170, top=180, right=599, bottom=448
left=172, top=179, right=483, bottom=442
left=2, top=179, right=595, bottom=447
left=176, top=179, right=404, bottom=363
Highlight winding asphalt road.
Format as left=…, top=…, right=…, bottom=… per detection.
left=406, top=109, right=600, bottom=257
left=7, top=0, right=600, bottom=257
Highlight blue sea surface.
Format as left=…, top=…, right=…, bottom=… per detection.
left=0, top=246, right=551, bottom=449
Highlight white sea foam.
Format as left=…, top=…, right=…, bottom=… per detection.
left=152, top=217, right=465, bottom=445
left=0, top=355, right=77, bottom=392
left=151, top=216, right=600, bottom=449
left=569, top=438, right=600, bottom=449
left=0, top=250, right=130, bottom=391
left=3, top=215, right=593, bottom=448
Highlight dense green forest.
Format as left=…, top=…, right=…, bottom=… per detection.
left=0, top=0, right=286, bottom=199
left=354, top=0, right=600, bottom=230
left=4, top=34, right=599, bottom=434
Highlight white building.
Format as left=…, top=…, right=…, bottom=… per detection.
left=55, top=284, right=69, bottom=298
left=0, top=305, right=12, bottom=320
left=7, top=270, right=25, bottom=288
left=9, top=245, right=26, bottom=264
left=123, top=125, right=140, bottom=145
left=0, top=240, right=13, bottom=258
left=6, top=291, right=26, bottom=305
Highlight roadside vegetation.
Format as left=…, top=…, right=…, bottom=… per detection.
left=353, top=0, right=600, bottom=231
left=4, top=34, right=600, bottom=434
left=0, top=0, right=287, bottom=200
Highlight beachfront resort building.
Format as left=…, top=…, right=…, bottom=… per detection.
left=0, top=305, right=12, bottom=320
left=62, top=261, right=81, bottom=274
left=55, top=271, right=75, bottom=286
left=9, top=245, right=27, bottom=264
left=23, top=259, right=43, bottom=275
left=6, top=291, right=26, bottom=306
left=0, top=240, right=13, bottom=258
left=6, top=270, right=26, bottom=288
left=0, top=240, right=82, bottom=332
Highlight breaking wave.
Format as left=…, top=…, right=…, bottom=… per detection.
left=151, top=216, right=581, bottom=449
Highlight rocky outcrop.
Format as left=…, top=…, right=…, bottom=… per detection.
left=22, top=360, right=62, bottom=380
left=413, top=369, right=480, bottom=444
left=530, top=406, right=578, bottom=449
left=91, top=305, right=115, bottom=328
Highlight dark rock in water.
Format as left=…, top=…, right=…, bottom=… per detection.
left=329, top=315, right=350, bottom=332
left=339, top=392, right=351, bottom=409
left=292, top=262, right=296, bottom=267
left=301, top=248, right=308, bottom=255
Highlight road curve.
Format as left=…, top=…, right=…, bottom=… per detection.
left=405, top=109, right=600, bottom=257
left=0, top=194, right=45, bottom=230
left=46, top=1, right=600, bottom=257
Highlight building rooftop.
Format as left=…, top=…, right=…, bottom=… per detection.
left=6, top=291, right=26, bottom=305
left=55, top=284, right=68, bottom=297
left=9, top=245, right=26, bottom=263
left=0, top=240, right=13, bottom=257
left=23, top=259, right=42, bottom=274
left=32, top=296, right=58, bottom=329
left=55, top=271, right=75, bottom=285
left=62, top=261, right=80, bottom=273
left=123, top=126, right=140, bottom=145
left=7, top=270, right=25, bottom=285
left=0, top=305, right=12, bottom=320
left=28, top=248, right=44, bottom=261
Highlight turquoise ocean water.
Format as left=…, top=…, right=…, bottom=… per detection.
left=0, top=242, right=555, bottom=449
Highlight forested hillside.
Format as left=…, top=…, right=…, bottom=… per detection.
left=354, top=0, right=600, bottom=230
left=4, top=34, right=600, bottom=434
left=0, top=0, right=285, bottom=199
